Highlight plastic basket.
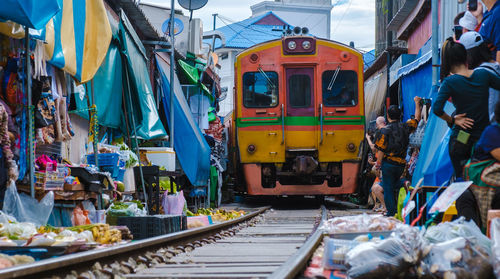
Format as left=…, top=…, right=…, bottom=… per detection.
left=115, top=168, right=126, bottom=182
left=35, top=166, right=67, bottom=190
left=322, top=237, right=360, bottom=270
left=87, top=153, right=120, bottom=178
left=117, top=216, right=166, bottom=240
left=86, top=153, right=120, bottom=167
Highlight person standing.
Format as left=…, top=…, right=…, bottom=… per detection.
left=476, top=0, right=500, bottom=62
left=366, top=116, right=387, bottom=213
left=433, top=38, right=500, bottom=179
left=373, top=98, right=422, bottom=217
left=461, top=31, right=500, bottom=122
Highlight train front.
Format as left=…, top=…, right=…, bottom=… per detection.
left=234, top=33, right=365, bottom=196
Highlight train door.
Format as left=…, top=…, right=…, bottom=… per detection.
left=284, top=67, right=317, bottom=150
left=318, top=67, right=362, bottom=162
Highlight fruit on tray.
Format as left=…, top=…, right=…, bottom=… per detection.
left=194, top=208, right=246, bottom=221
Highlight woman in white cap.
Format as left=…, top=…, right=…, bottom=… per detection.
left=459, top=11, right=480, bottom=32
left=461, top=31, right=500, bottom=123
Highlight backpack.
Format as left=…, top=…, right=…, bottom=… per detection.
left=384, top=122, right=410, bottom=155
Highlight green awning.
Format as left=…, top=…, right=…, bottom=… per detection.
left=178, top=60, right=214, bottom=103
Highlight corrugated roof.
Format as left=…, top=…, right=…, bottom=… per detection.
left=208, top=12, right=290, bottom=49
left=113, top=0, right=163, bottom=40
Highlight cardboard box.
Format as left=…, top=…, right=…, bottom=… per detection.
left=64, top=183, right=84, bottom=191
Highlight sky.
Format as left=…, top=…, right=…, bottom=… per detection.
left=141, top=0, right=375, bottom=51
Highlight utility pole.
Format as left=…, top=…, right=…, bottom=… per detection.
left=431, top=0, right=439, bottom=88
left=169, top=0, right=175, bottom=149
left=211, top=13, right=217, bottom=51
left=386, top=0, right=393, bottom=106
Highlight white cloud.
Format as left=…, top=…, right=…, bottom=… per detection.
left=331, top=0, right=375, bottom=50
left=141, top=0, right=375, bottom=50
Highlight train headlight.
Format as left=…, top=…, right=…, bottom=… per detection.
left=347, top=143, right=356, bottom=153
left=247, top=144, right=256, bottom=154
left=288, top=41, right=296, bottom=50
left=302, top=40, right=311, bottom=50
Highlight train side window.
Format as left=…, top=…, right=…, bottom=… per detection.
left=288, top=74, right=311, bottom=108
left=322, top=70, right=358, bottom=107
left=242, top=71, right=279, bottom=108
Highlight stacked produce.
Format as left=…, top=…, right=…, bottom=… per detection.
left=187, top=208, right=246, bottom=221
left=0, top=254, right=35, bottom=269
left=0, top=220, right=127, bottom=247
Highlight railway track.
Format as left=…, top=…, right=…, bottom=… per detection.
left=127, top=207, right=325, bottom=279
left=0, top=204, right=327, bottom=279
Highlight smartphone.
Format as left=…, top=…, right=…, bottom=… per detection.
left=469, top=0, right=478, bottom=11
left=454, top=26, right=463, bottom=40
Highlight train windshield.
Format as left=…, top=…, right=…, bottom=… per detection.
left=243, top=71, right=279, bottom=108
left=322, top=70, right=358, bottom=107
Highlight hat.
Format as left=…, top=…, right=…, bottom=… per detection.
left=460, top=31, right=484, bottom=49
left=459, top=11, right=478, bottom=31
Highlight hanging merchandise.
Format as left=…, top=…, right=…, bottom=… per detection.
left=32, top=76, right=56, bottom=128
left=44, top=0, right=111, bottom=83
left=33, top=41, right=47, bottom=80
left=1, top=56, right=21, bottom=112
left=0, top=102, right=18, bottom=183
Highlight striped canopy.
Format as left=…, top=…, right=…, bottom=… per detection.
left=44, top=0, right=112, bottom=83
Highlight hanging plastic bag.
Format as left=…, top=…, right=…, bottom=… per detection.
left=490, top=218, right=500, bottom=278
left=71, top=206, right=91, bottom=226
left=2, top=181, right=54, bottom=226
left=162, top=190, right=186, bottom=215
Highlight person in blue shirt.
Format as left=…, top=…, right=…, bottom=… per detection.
left=476, top=0, right=500, bottom=61
left=433, top=38, right=500, bottom=179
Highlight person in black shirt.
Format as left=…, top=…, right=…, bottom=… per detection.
left=433, top=37, right=500, bottom=179
left=374, top=98, right=421, bottom=217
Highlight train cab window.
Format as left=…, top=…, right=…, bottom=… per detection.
left=243, top=71, right=279, bottom=108
left=322, top=70, right=358, bottom=107
left=288, top=74, right=311, bottom=108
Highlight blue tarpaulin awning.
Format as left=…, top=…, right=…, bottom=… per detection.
left=156, top=52, right=210, bottom=186
left=0, top=0, right=60, bottom=29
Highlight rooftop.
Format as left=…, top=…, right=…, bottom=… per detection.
left=206, top=11, right=290, bottom=49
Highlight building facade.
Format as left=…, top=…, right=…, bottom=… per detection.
left=251, top=0, right=333, bottom=39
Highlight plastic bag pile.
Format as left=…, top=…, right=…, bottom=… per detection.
left=321, top=216, right=499, bottom=279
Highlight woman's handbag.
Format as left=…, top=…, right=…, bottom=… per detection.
left=464, top=158, right=500, bottom=228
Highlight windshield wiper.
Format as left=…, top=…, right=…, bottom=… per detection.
left=327, top=65, right=341, bottom=91
left=258, top=67, right=276, bottom=89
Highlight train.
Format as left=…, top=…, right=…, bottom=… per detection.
left=230, top=32, right=366, bottom=197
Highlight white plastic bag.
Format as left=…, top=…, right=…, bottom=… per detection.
left=491, top=218, right=500, bottom=277
left=2, top=182, right=54, bottom=226
left=162, top=190, right=186, bottom=215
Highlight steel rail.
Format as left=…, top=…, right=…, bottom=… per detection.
left=0, top=207, right=269, bottom=279
left=268, top=205, right=327, bottom=279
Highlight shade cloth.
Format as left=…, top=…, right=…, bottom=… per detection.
left=156, top=52, right=210, bottom=186
left=0, top=0, right=60, bottom=30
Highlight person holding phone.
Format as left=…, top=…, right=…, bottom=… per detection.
left=433, top=38, right=500, bottom=179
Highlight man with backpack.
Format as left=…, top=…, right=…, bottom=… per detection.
left=373, top=97, right=422, bottom=216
